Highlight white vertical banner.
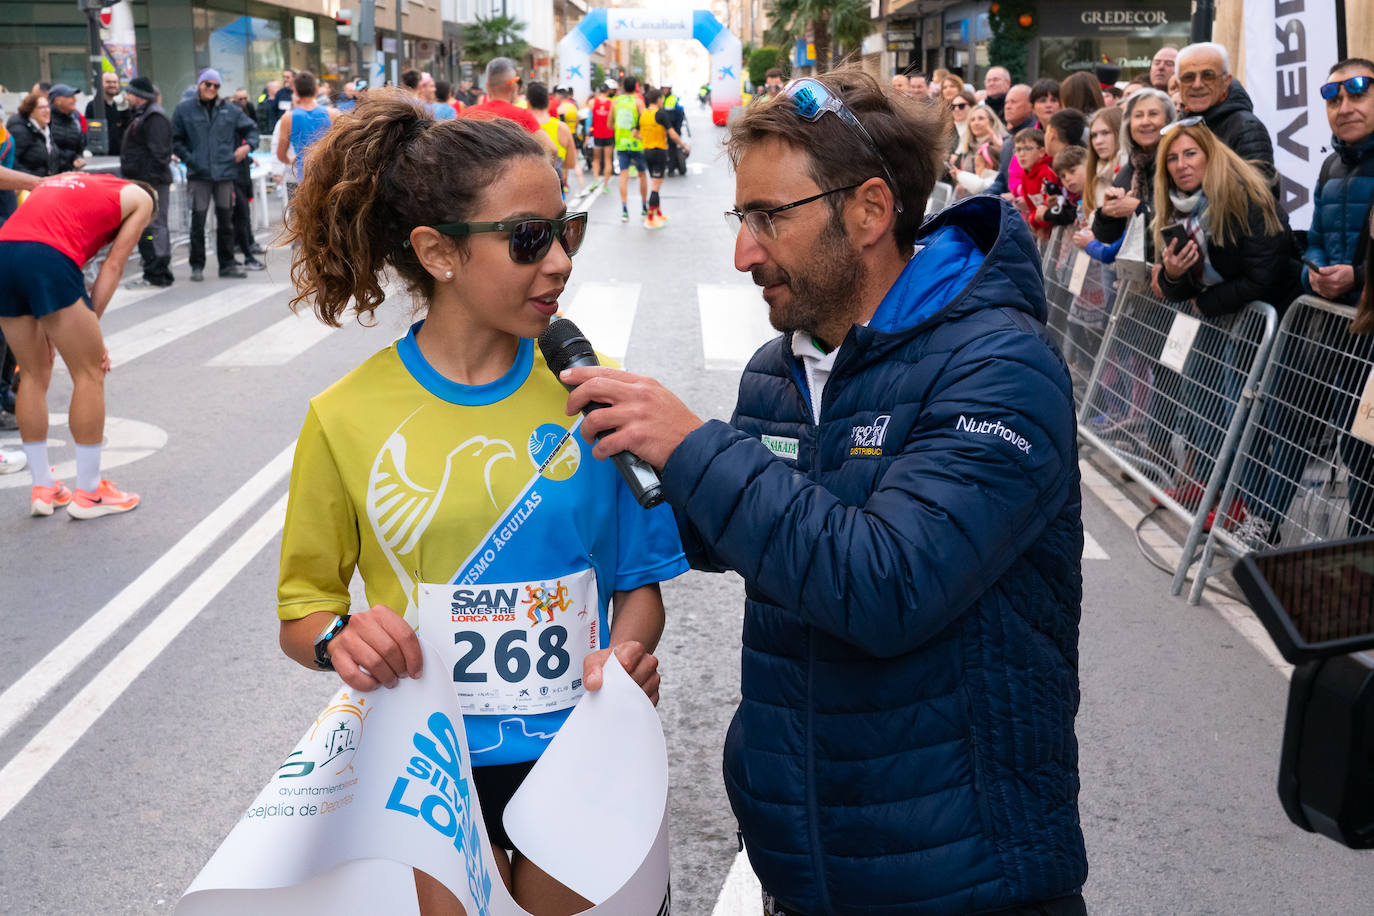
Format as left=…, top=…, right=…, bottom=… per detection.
left=1243, top=0, right=1341, bottom=231
left=176, top=643, right=670, bottom=915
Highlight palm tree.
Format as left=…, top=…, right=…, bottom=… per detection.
left=765, top=0, right=872, bottom=73
left=463, top=14, right=529, bottom=68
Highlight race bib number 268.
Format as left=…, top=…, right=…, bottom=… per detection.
left=418, top=569, right=598, bottom=716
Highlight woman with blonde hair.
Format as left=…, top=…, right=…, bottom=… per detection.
left=1153, top=120, right=1301, bottom=525
left=1154, top=119, right=1300, bottom=315
left=940, top=74, right=965, bottom=103
left=1079, top=106, right=1124, bottom=226
left=948, top=102, right=1005, bottom=197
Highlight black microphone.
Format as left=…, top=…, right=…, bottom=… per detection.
left=538, top=317, right=665, bottom=509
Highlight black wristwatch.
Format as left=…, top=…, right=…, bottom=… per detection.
left=313, top=614, right=351, bottom=670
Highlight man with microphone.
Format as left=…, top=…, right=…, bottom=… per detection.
left=559, top=67, right=1088, bottom=916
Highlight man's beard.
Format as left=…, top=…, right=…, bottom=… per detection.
left=752, top=212, right=864, bottom=338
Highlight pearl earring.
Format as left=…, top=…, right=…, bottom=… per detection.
left=444, top=270, right=453, bottom=280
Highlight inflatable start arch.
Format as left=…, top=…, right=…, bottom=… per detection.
left=556, top=9, right=742, bottom=125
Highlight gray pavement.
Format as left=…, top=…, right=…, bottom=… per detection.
left=1, top=104, right=1371, bottom=915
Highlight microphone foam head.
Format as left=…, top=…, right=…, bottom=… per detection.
left=538, top=317, right=598, bottom=375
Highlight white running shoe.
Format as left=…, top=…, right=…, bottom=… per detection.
left=0, top=448, right=27, bottom=475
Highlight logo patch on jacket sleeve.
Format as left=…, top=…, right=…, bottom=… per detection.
left=761, top=434, right=799, bottom=460
left=849, top=414, right=891, bottom=456
left=955, top=415, right=1033, bottom=453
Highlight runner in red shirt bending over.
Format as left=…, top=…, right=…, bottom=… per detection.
left=0, top=172, right=155, bottom=518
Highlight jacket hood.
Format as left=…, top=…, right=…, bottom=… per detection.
left=1333, top=130, right=1374, bottom=166
left=1204, top=80, right=1255, bottom=122
left=866, top=195, right=1047, bottom=338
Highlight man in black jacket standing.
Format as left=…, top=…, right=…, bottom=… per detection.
left=172, top=69, right=258, bottom=280
left=85, top=71, right=130, bottom=156
left=121, top=77, right=175, bottom=287
left=1177, top=42, right=1275, bottom=173
left=47, top=85, right=86, bottom=173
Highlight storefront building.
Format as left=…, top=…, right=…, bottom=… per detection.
left=1030, top=0, right=1189, bottom=81
left=0, top=0, right=442, bottom=103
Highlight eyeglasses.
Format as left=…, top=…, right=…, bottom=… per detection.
left=783, top=78, right=903, bottom=213
left=1178, top=69, right=1222, bottom=85
left=1320, top=75, right=1372, bottom=101
left=724, top=184, right=862, bottom=241
left=405, top=212, right=587, bottom=264
left=201, top=82, right=220, bottom=89
left=950, top=102, right=968, bottom=110
left=1159, top=115, right=1204, bottom=137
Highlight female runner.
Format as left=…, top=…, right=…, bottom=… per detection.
left=275, top=90, right=686, bottom=915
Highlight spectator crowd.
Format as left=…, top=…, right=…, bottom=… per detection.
left=917, top=46, right=1374, bottom=547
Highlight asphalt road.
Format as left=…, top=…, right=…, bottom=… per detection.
left=1, top=105, right=1371, bottom=915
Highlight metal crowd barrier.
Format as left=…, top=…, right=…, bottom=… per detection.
left=1188, top=296, right=1374, bottom=602
left=1075, top=279, right=1278, bottom=595
left=1041, top=226, right=1118, bottom=401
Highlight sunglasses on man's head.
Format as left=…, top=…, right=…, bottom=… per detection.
left=1321, top=75, right=1372, bottom=101
left=783, top=78, right=904, bottom=213
left=405, top=212, right=588, bottom=264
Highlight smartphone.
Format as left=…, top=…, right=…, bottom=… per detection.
left=1160, top=223, right=1190, bottom=252
left=1301, top=257, right=1325, bottom=275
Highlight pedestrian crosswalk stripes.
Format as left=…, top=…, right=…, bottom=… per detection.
left=207, top=310, right=336, bottom=367
left=104, top=283, right=174, bottom=316
left=697, top=282, right=779, bottom=370
left=1083, top=530, right=1109, bottom=560
left=100, top=283, right=290, bottom=367
left=559, top=281, right=641, bottom=363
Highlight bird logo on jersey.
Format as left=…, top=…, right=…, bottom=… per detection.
left=366, top=410, right=517, bottom=623
left=527, top=422, right=580, bottom=481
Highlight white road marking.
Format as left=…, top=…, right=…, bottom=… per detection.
left=103, top=283, right=173, bottom=315
left=1083, top=530, right=1109, bottom=560
left=559, top=282, right=640, bottom=363
left=0, top=441, right=296, bottom=745
left=101, top=283, right=290, bottom=366
left=698, top=283, right=778, bottom=370
left=0, top=491, right=290, bottom=824
left=207, top=310, right=337, bottom=366
left=711, top=850, right=761, bottom=915
left=0, top=413, right=167, bottom=490
left=1078, top=457, right=1292, bottom=677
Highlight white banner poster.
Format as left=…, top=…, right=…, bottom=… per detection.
left=176, top=643, right=670, bottom=915
left=1243, top=0, right=1340, bottom=231
left=606, top=12, right=694, bottom=40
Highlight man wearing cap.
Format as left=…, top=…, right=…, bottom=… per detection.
left=120, top=77, right=174, bottom=287
left=47, top=85, right=86, bottom=173
left=172, top=68, right=258, bottom=280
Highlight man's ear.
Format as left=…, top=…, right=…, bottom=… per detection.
left=849, top=176, right=898, bottom=249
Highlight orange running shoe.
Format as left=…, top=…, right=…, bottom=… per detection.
left=67, top=479, right=140, bottom=519
left=30, top=480, right=73, bottom=517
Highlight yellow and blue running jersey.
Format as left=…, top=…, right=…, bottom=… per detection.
left=278, top=322, right=687, bottom=765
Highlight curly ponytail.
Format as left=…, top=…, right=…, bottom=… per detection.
left=285, top=88, right=545, bottom=326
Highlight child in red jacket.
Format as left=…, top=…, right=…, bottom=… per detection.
left=1013, top=128, right=1058, bottom=240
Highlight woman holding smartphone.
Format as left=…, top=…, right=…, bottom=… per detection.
left=275, top=90, right=687, bottom=915
left=1153, top=119, right=1300, bottom=315
left=1151, top=119, right=1301, bottom=526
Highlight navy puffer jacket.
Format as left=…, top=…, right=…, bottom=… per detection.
left=1303, top=132, right=1374, bottom=304
left=662, top=197, right=1086, bottom=914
